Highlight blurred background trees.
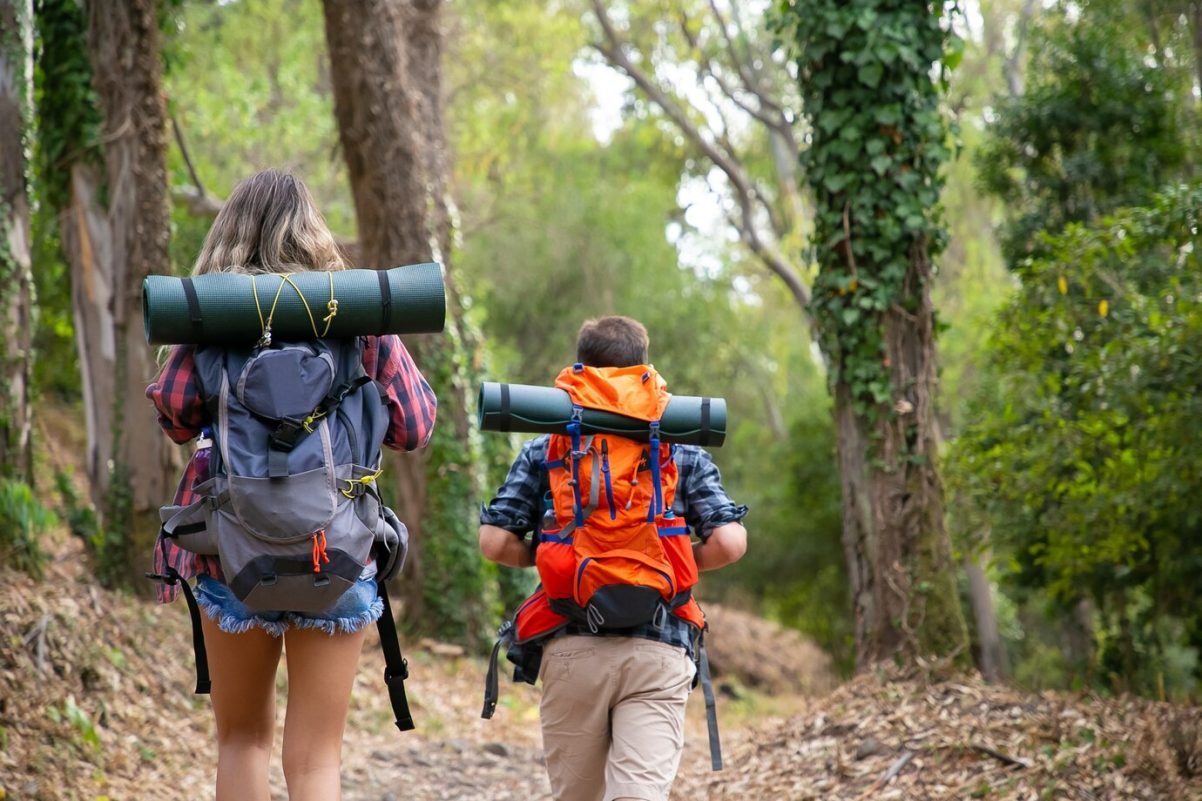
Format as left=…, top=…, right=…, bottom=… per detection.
left=6, top=0, right=1201, bottom=697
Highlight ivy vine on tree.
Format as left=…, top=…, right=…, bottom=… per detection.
left=775, top=0, right=959, bottom=424
left=775, top=0, right=969, bottom=665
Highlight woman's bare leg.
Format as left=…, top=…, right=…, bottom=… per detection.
left=200, top=615, right=282, bottom=801
left=280, top=626, right=367, bottom=801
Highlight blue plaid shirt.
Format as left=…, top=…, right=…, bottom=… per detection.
left=481, top=435, right=748, bottom=657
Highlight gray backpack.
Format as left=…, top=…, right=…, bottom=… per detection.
left=154, top=337, right=416, bottom=731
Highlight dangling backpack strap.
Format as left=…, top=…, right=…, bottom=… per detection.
left=145, top=563, right=211, bottom=695
left=697, top=627, right=723, bottom=771
left=177, top=576, right=212, bottom=694
left=481, top=620, right=515, bottom=719
left=375, top=579, right=415, bottom=732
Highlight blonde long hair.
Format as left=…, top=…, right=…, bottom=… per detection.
left=193, top=169, right=345, bottom=276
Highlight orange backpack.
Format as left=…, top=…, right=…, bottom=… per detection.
left=511, top=363, right=705, bottom=644
left=482, top=363, right=723, bottom=770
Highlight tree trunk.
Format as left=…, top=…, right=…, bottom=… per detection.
left=786, top=0, right=969, bottom=671
left=323, top=0, right=492, bottom=647
left=0, top=0, right=35, bottom=483
left=1189, top=2, right=1202, bottom=107
left=835, top=252, right=967, bottom=669
left=964, top=546, right=1008, bottom=682
left=67, top=0, right=174, bottom=583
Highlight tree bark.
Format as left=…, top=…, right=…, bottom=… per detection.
left=964, top=545, right=1008, bottom=682
left=69, top=0, right=174, bottom=581
left=835, top=242, right=967, bottom=670
left=0, top=0, right=35, bottom=483
left=323, top=0, right=490, bottom=646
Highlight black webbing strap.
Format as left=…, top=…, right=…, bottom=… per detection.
left=481, top=621, right=516, bottom=719
left=266, top=374, right=371, bottom=479
left=268, top=445, right=291, bottom=478
left=699, top=398, right=712, bottom=447
left=698, top=632, right=723, bottom=771
left=147, top=565, right=212, bottom=695
left=376, top=581, right=415, bottom=732
left=178, top=578, right=212, bottom=694
left=377, top=270, right=393, bottom=333
left=181, top=277, right=204, bottom=340
left=481, top=639, right=504, bottom=719
left=497, top=383, right=512, bottom=433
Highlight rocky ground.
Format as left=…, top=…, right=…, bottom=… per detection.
left=1, top=526, right=1199, bottom=800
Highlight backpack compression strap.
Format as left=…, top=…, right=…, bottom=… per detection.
left=376, top=580, right=415, bottom=732
left=267, top=373, right=373, bottom=478
left=145, top=565, right=211, bottom=695
left=697, top=628, right=723, bottom=771
left=481, top=620, right=515, bottom=719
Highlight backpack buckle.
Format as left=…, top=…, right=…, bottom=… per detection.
left=269, top=418, right=303, bottom=452
left=385, top=658, right=410, bottom=684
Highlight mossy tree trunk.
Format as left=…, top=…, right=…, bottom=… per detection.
left=63, top=0, right=174, bottom=585
left=0, top=0, right=34, bottom=484
left=323, top=0, right=494, bottom=648
left=782, top=0, right=969, bottom=669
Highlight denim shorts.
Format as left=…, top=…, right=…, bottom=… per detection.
left=194, top=574, right=384, bottom=637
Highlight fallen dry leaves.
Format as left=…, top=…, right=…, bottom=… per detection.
left=2, top=531, right=1199, bottom=801
left=673, top=665, right=1202, bottom=801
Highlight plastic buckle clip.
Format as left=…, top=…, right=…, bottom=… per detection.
left=269, top=418, right=303, bottom=452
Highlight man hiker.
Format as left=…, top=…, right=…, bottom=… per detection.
left=478, top=315, right=748, bottom=801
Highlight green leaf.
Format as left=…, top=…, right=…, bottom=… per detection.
left=870, top=155, right=892, bottom=176
left=823, top=171, right=852, bottom=193
left=857, top=62, right=883, bottom=88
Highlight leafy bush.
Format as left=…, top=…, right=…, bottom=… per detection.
left=947, top=184, right=1202, bottom=696
left=54, top=470, right=124, bottom=588
left=0, top=479, right=56, bottom=578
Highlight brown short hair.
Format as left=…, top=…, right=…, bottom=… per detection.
left=576, top=316, right=649, bottom=368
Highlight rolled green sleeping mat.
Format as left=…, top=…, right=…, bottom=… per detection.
left=143, top=262, right=446, bottom=345
left=478, top=382, right=726, bottom=446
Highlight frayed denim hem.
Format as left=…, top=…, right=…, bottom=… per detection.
left=193, top=575, right=381, bottom=637
left=285, top=596, right=384, bottom=636
left=195, top=587, right=289, bottom=638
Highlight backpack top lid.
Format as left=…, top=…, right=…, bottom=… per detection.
left=554, top=363, right=670, bottom=422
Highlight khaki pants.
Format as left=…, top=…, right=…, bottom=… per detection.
left=538, top=635, right=696, bottom=801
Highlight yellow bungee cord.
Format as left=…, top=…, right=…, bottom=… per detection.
left=252, top=271, right=339, bottom=347
left=341, top=467, right=384, bottom=499
left=250, top=272, right=343, bottom=432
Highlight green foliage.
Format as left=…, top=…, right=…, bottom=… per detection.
left=708, top=386, right=853, bottom=672
left=32, top=0, right=103, bottom=212
left=0, top=479, right=55, bottom=579
left=54, top=469, right=125, bottom=589
left=774, top=0, right=957, bottom=420
left=413, top=322, right=497, bottom=651
left=30, top=0, right=96, bottom=401
left=947, top=185, right=1202, bottom=695
left=47, top=695, right=101, bottom=754
left=29, top=201, right=77, bottom=400
left=975, top=8, right=1189, bottom=266
left=162, top=0, right=353, bottom=241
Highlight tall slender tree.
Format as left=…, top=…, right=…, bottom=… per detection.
left=779, top=0, right=968, bottom=667
left=0, top=0, right=35, bottom=483
left=322, top=0, right=493, bottom=646
left=36, top=0, right=174, bottom=582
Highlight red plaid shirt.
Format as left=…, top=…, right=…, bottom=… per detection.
left=146, top=335, right=437, bottom=602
